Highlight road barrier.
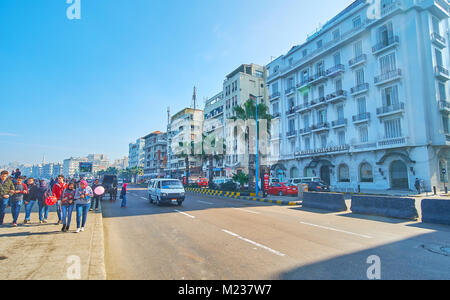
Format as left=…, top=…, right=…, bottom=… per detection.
left=302, top=192, right=347, bottom=212
left=185, top=187, right=300, bottom=206
left=422, top=199, right=450, bottom=225
left=351, top=195, right=418, bottom=220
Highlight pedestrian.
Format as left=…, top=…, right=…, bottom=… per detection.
left=415, top=178, right=421, bottom=194
left=120, top=183, right=127, bottom=208
left=61, top=182, right=76, bottom=232
left=37, top=180, right=51, bottom=224
left=91, top=179, right=101, bottom=212
left=11, top=176, right=28, bottom=227
left=0, top=171, right=15, bottom=226
left=24, top=177, right=39, bottom=224
left=75, top=180, right=93, bottom=233
left=52, top=175, right=68, bottom=225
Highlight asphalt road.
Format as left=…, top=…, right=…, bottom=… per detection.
left=101, top=186, right=450, bottom=280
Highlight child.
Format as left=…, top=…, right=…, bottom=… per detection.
left=37, top=180, right=51, bottom=224
left=61, top=182, right=76, bottom=232
left=11, top=177, right=28, bottom=227
left=75, top=180, right=93, bottom=233
left=24, top=177, right=39, bottom=224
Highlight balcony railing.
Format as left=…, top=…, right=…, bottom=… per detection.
left=309, top=70, right=328, bottom=84
left=286, top=108, right=296, bottom=115
left=372, top=36, right=399, bottom=54
left=332, top=118, right=348, bottom=127
left=374, top=69, right=402, bottom=85
left=271, top=112, right=281, bottom=118
left=432, top=32, right=447, bottom=47
left=285, top=87, right=296, bottom=95
left=439, top=101, right=450, bottom=111
left=351, top=83, right=369, bottom=95
left=311, top=96, right=327, bottom=108
left=286, top=130, right=297, bottom=137
left=377, top=102, right=405, bottom=115
left=435, top=65, right=450, bottom=80
left=269, top=92, right=280, bottom=100
left=352, top=112, right=371, bottom=122
left=378, top=137, right=407, bottom=147
left=349, top=54, right=367, bottom=67
left=299, top=127, right=312, bottom=135
left=326, top=64, right=345, bottom=77
left=297, top=78, right=311, bottom=89
left=311, top=122, right=330, bottom=132
left=296, top=102, right=310, bottom=112
left=326, top=90, right=347, bottom=103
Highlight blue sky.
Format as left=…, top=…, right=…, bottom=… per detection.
left=0, top=0, right=353, bottom=165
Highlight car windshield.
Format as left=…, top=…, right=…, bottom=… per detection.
left=161, top=180, right=183, bottom=189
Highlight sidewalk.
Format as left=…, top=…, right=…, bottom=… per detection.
left=0, top=203, right=106, bottom=280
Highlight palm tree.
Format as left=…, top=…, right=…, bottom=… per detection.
left=230, top=98, right=272, bottom=190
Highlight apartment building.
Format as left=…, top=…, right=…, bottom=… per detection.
left=267, top=0, right=450, bottom=192
left=143, top=131, right=168, bottom=179
left=203, top=92, right=226, bottom=178
left=128, top=138, right=145, bottom=169
left=166, top=108, right=204, bottom=179
left=63, top=157, right=88, bottom=178
left=223, top=63, right=268, bottom=177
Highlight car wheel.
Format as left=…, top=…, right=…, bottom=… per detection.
left=177, top=201, right=183, bottom=206
left=156, top=196, right=161, bottom=206
left=149, top=194, right=153, bottom=204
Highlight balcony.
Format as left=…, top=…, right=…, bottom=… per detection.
left=311, top=122, right=330, bottom=133
left=286, top=108, right=297, bottom=116
left=431, top=32, right=447, bottom=48
left=299, top=127, right=312, bottom=135
left=378, top=137, right=408, bottom=149
left=309, top=71, right=328, bottom=85
left=310, top=97, right=328, bottom=109
left=296, top=102, right=311, bottom=113
left=377, top=102, right=405, bottom=117
left=420, top=0, right=450, bottom=19
left=352, top=112, right=371, bottom=124
left=374, top=69, right=402, bottom=86
left=326, top=90, right=347, bottom=104
left=286, top=130, right=297, bottom=138
left=439, top=100, right=450, bottom=113
left=326, top=64, right=345, bottom=78
left=372, top=36, right=399, bottom=55
left=296, top=79, right=311, bottom=91
left=435, top=65, right=450, bottom=81
left=271, top=112, right=281, bottom=119
left=269, top=92, right=281, bottom=101
left=285, top=87, right=296, bottom=96
left=331, top=118, right=348, bottom=128
left=351, top=83, right=369, bottom=96
left=349, top=54, right=367, bottom=68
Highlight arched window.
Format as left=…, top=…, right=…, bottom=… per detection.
left=360, top=163, right=373, bottom=183
left=290, top=167, right=299, bottom=179
left=338, top=164, right=350, bottom=182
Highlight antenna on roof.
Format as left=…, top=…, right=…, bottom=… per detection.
left=191, top=86, right=197, bottom=110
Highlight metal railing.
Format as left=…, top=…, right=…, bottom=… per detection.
left=349, top=54, right=367, bottom=67
left=376, top=102, right=405, bottom=115
left=374, top=69, right=402, bottom=84
left=372, top=36, right=399, bottom=53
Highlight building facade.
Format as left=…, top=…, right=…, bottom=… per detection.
left=128, top=138, right=145, bottom=169
left=267, top=0, right=450, bottom=192
left=63, top=157, right=88, bottom=178
left=143, top=131, right=168, bottom=179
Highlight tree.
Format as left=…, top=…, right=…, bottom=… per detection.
left=231, top=98, right=272, bottom=190
left=232, top=172, right=249, bottom=191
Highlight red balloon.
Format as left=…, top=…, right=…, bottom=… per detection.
left=45, top=196, right=57, bottom=206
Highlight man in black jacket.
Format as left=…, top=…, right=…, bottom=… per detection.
left=24, top=177, right=39, bottom=224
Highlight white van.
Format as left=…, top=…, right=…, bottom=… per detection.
left=149, top=179, right=185, bottom=206
left=289, top=177, right=322, bottom=185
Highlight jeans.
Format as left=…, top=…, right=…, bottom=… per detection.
left=11, top=200, right=23, bottom=224
left=93, top=196, right=100, bottom=209
left=121, top=194, right=127, bottom=207
left=76, top=203, right=90, bottom=229
left=0, top=198, right=9, bottom=224
left=56, top=200, right=62, bottom=221
left=38, top=202, right=50, bottom=221
left=61, top=205, right=74, bottom=227
left=24, top=200, right=36, bottom=221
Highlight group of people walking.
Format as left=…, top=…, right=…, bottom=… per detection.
left=0, top=170, right=127, bottom=233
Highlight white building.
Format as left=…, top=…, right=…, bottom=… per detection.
left=266, top=0, right=450, bottom=192
left=128, top=138, right=145, bottom=169
left=63, top=157, right=88, bottom=178
left=143, top=131, right=168, bottom=179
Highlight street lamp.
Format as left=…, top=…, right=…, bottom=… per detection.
left=250, top=94, right=263, bottom=197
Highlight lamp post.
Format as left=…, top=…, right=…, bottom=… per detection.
left=251, top=94, right=263, bottom=197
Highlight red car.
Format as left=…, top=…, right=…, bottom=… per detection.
left=267, top=183, right=298, bottom=196
left=197, top=178, right=209, bottom=188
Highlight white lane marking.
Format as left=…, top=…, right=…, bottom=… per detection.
left=222, top=229, right=286, bottom=257
left=141, top=197, right=147, bottom=200
left=232, top=207, right=261, bottom=215
left=174, top=210, right=196, bottom=219
left=197, top=200, right=214, bottom=205
left=299, top=221, right=373, bottom=239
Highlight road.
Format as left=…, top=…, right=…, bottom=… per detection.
left=102, top=186, right=450, bottom=280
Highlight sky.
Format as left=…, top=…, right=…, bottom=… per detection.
left=0, top=0, right=353, bottom=165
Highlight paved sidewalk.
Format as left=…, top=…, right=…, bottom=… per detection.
left=0, top=204, right=106, bottom=280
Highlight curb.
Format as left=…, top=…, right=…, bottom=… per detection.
left=87, top=200, right=106, bottom=280
left=185, top=188, right=301, bottom=206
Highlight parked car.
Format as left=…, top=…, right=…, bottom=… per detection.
left=197, top=178, right=209, bottom=188
left=267, top=183, right=298, bottom=196
left=148, top=179, right=185, bottom=206
left=289, top=177, right=322, bottom=185
left=307, top=181, right=330, bottom=192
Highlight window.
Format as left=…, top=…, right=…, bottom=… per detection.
left=435, top=48, right=444, bottom=67
left=353, top=16, right=362, bottom=29
left=317, top=40, right=323, bottom=49
left=443, top=116, right=449, bottom=134
left=272, top=102, right=279, bottom=114
left=359, top=126, right=369, bottom=143
left=302, top=69, right=309, bottom=82
left=356, top=69, right=365, bottom=86
left=360, top=163, right=374, bottom=182
left=318, top=85, right=325, bottom=98
left=316, top=61, right=325, bottom=74
left=338, top=131, right=346, bottom=146
left=287, top=77, right=294, bottom=89
left=289, top=58, right=294, bottom=66
left=320, top=135, right=327, bottom=148
left=335, top=78, right=342, bottom=91
left=357, top=97, right=367, bottom=115
left=384, top=118, right=402, bottom=139
left=303, top=114, right=310, bottom=129
left=287, top=98, right=295, bottom=110
left=288, top=118, right=295, bottom=133
left=290, top=140, right=296, bottom=153
left=382, top=85, right=399, bottom=107
left=302, top=49, right=308, bottom=57
left=354, top=40, right=363, bottom=57
left=380, top=52, right=396, bottom=74
left=377, top=22, right=394, bottom=46
left=337, top=105, right=344, bottom=121
left=432, top=16, right=441, bottom=35
left=338, top=164, right=350, bottom=182
left=439, top=82, right=447, bottom=101
left=305, top=137, right=311, bottom=150
left=272, top=83, right=279, bottom=94
left=303, top=92, right=309, bottom=104
left=317, top=109, right=327, bottom=124
left=334, top=52, right=341, bottom=66
left=332, top=29, right=340, bottom=41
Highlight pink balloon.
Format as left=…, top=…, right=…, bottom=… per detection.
left=94, top=186, right=105, bottom=196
